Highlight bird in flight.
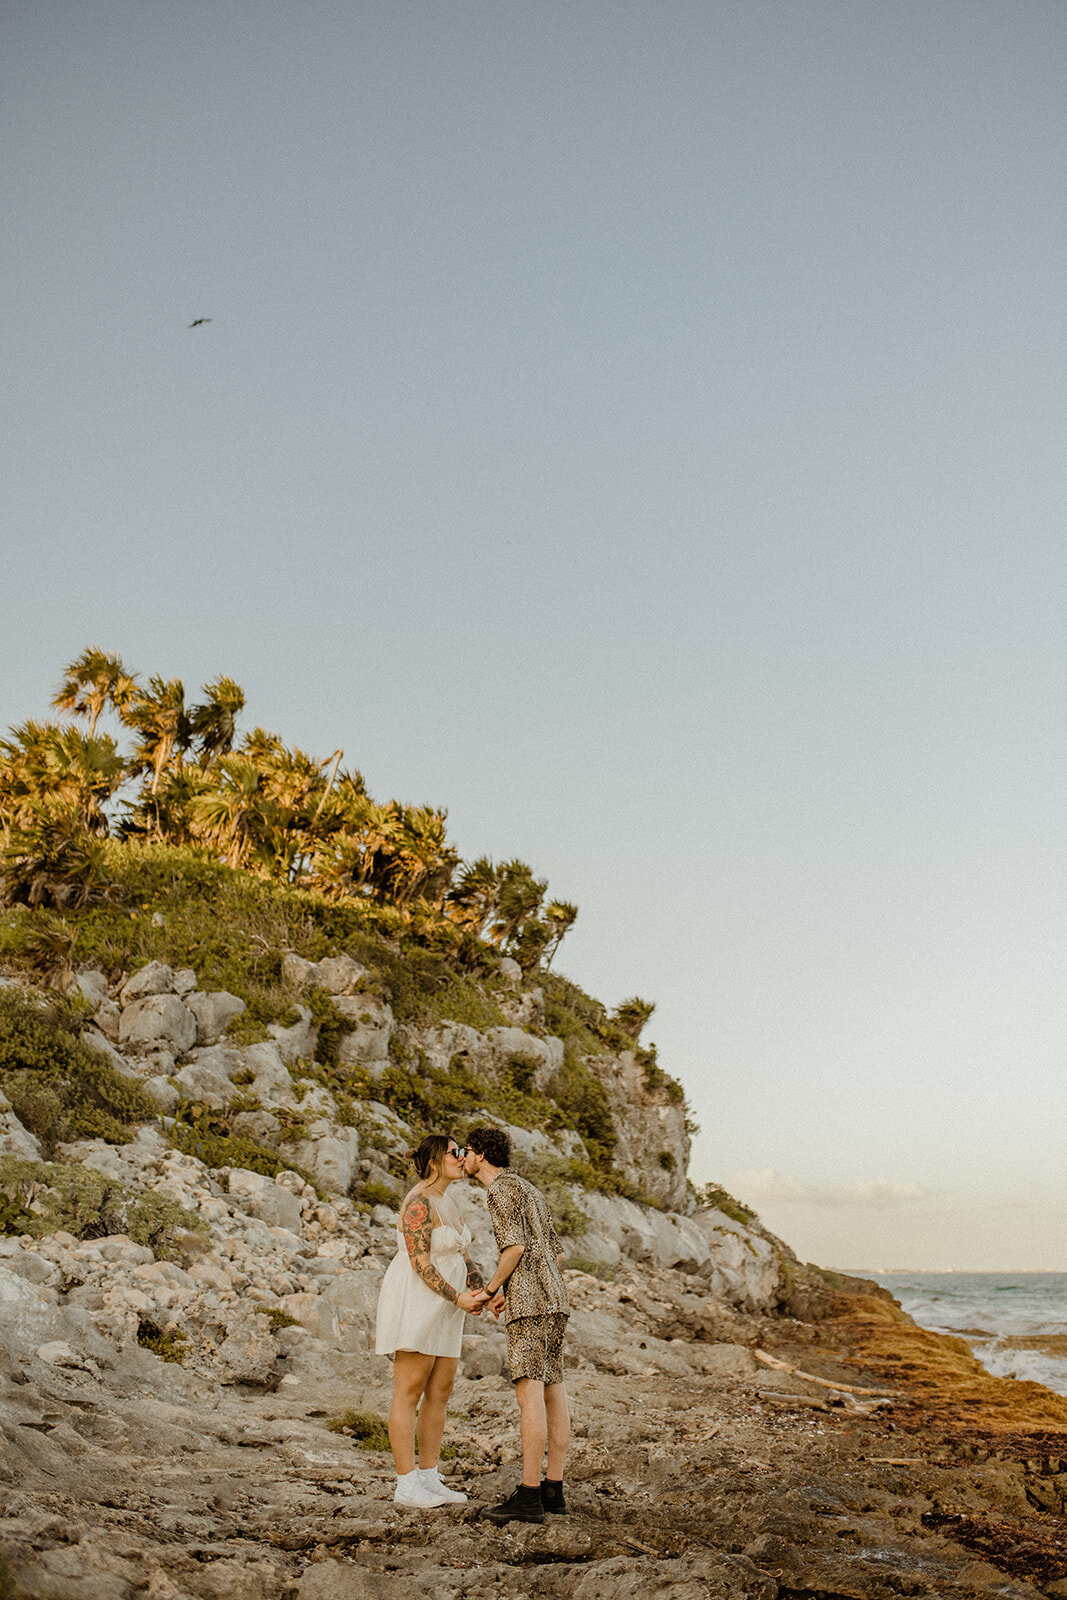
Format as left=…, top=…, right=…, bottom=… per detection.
left=188, top=317, right=212, bottom=328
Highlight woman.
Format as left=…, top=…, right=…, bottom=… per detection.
left=375, top=1134, right=488, bottom=1508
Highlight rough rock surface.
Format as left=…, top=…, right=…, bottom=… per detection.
left=4, top=961, right=1067, bottom=1598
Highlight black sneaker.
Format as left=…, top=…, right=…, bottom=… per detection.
left=483, top=1484, right=545, bottom=1524
left=540, top=1478, right=567, bottom=1514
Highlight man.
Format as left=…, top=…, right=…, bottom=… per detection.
left=464, top=1125, right=571, bottom=1525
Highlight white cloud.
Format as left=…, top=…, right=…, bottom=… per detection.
left=731, top=1166, right=929, bottom=1209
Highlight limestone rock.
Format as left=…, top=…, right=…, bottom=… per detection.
left=217, top=1312, right=277, bottom=1384
left=461, top=1331, right=507, bottom=1378
left=277, top=1292, right=341, bottom=1344
left=186, top=990, right=246, bottom=1044
left=92, top=997, right=123, bottom=1040
left=239, top=1041, right=299, bottom=1107
left=268, top=1004, right=315, bottom=1063
left=497, top=956, right=523, bottom=987
left=694, top=1342, right=760, bottom=1380
left=226, top=1169, right=304, bottom=1233
left=0, top=1095, right=44, bottom=1160
left=299, top=1561, right=407, bottom=1599
left=120, top=961, right=176, bottom=1004
left=70, top=969, right=109, bottom=1008
left=282, top=951, right=369, bottom=995
left=333, top=995, right=394, bottom=1070
left=119, top=994, right=197, bottom=1056
left=172, top=967, right=198, bottom=996
left=172, top=1054, right=238, bottom=1109
left=288, top=1123, right=360, bottom=1195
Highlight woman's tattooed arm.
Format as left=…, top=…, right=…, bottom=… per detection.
left=401, top=1195, right=458, bottom=1303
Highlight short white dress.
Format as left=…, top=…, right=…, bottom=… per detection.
left=375, top=1215, right=473, bottom=1359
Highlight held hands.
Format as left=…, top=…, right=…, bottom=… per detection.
left=457, top=1288, right=490, bottom=1314
left=488, top=1290, right=506, bottom=1320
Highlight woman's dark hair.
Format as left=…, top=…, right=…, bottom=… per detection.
left=408, top=1134, right=454, bottom=1181
left=466, top=1125, right=511, bottom=1168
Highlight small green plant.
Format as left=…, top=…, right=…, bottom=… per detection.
left=695, top=1182, right=756, bottom=1226
left=356, top=1179, right=398, bottom=1208
left=657, top=1150, right=676, bottom=1172
left=324, top=1409, right=391, bottom=1449
left=0, top=984, right=154, bottom=1155
left=0, top=1155, right=208, bottom=1258
left=136, top=1318, right=188, bottom=1363
left=255, top=1306, right=301, bottom=1330
left=563, top=1255, right=618, bottom=1281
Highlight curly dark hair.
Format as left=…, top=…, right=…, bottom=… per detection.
left=466, top=1125, right=512, bottom=1168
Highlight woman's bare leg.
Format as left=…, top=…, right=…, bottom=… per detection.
left=388, top=1351, right=436, bottom=1474
left=416, top=1356, right=458, bottom=1470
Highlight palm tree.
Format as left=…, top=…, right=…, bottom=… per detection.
left=189, top=755, right=269, bottom=868
left=542, top=900, right=578, bottom=967
left=188, top=675, right=246, bottom=764
left=53, top=648, right=138, bottom=736
left=0, top=722, right=125, bottom=835
left=487, top=859, right=547, bottom=950
left=612, top=996, right=656, bottom=1042
left=122, top=676, right=191, bottom=795
left=445, top=856, right=502, bottom=935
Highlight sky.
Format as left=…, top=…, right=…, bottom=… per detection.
left=3, top=2, right=1065, bottom=1270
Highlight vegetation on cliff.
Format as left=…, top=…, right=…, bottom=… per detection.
left=0, top=650, right=691, bottom=1203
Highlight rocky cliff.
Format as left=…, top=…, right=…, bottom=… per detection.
left=5, top=954, right=1067, bottom=1599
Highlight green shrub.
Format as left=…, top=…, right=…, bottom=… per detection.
left=695, top=1182, right=756, bottom=1226
left=325, top=1409, right=390, bottom=1449
left=356, top=1180, right=398, bottom=1208
left=0, top=1155, right=208, bottom=1258
left=166, top=1101, right=323, bottom=1196
left=256, top=1306, right=301, bottom=1329
left=564, top=1255, right=618, bottom=1281
left=519, top=1155, right=589, bottom=1238
left=658, top=1150, right=676, bottom=1171
left=137, top=1318, right=188, bottom=1363
left=0, top=984, right=154, bottom=1154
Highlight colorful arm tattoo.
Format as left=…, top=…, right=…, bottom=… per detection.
left=401, top=1194, right=458, bottom=1304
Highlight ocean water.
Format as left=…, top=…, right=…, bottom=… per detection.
left=860, top=1271, right=1067, bottom=1397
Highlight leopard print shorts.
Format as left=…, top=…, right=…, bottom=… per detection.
left=505, top=1313, right=568, bottom=1385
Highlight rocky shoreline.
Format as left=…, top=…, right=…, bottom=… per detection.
left=5, top=1168, right=1067, bottom=1599
left=4, top=958, right=1067, bottom=1598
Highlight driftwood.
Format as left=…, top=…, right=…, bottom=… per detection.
left=754, top=1348, right=899, bottom=1396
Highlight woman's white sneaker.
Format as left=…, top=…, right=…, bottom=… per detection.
left=393, top=1470, right=450, bottom=1508
left=418, top=1466, right=468, bottom=1503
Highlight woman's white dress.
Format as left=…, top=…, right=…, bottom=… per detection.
left=375, top=1218, right=473, bottom=1358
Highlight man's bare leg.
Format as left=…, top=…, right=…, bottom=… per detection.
left=544, top=1380, right=570, bottom=1480
left=514, top=1377, right=548, bottom=1486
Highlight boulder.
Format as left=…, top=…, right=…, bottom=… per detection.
left=333, top=996, right=394, bottom=1070
left=268, top=1005, right=316, bottom=1063
left=461, top=1331, right=507, bottom=1378
left=226, top=1169, right=304, bottom=1233
left=281, top=951, right=369, bottom=995
left=186, top=990, right=246, bottom=1044
left=119, top=994, right=197, bottom=1056
left=315, top=954, right=370, bottom=994
left=172, top=1055, right=238, bottom=1110
left=694, top=1342, right=760, bottom=1379
left=288, top=1123, right=360, bottom=1195
left=217, top=1312, right=278, bottom=1384
left=172, top=967, right=198, bottom=996
left=278, top=1292, right=341, bottom=1344
left=70, top=969, right=109, bottom=1008
left=92, top=997, right=122, bottom=1041
left=119, top=961, right=176, bottom=1005
left=0, top=1095, right=44, bottom=1161
left=239, top=1041, right=298, bottom=1107
left=497, top=956, right=523, bottom=987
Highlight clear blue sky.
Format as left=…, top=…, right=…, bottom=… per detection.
left=4, top=2, right=1065, bottom=1268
